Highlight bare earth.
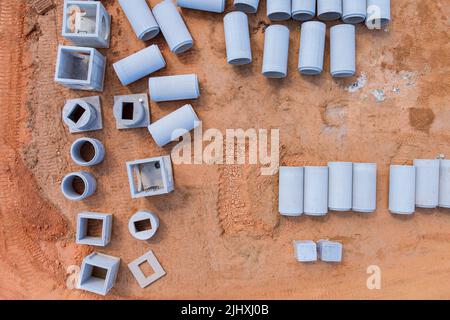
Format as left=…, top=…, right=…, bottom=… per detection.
left=1, top=0, right=450, bottom=299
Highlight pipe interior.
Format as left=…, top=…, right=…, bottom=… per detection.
left=234, top=3, right=257, bottom=14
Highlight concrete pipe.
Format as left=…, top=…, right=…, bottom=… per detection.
left=70, top=137, right=105, bottom=167
left=177, top=0, right=226, bottom=13
left=389, top=165, right=416, bottom=215
left=342, top=0, right=367, bottom=24
left=317, top=0, right=342, bottom=21
left=62, top=98, right=98, bottom=132
left=304, top=166, right=329, bottom=216
left=61, top=171, right=97, bottom=201
left=328, top=162, right=353, bottom=212
left=298, top=21, right=326, bottom=75
left=262, top=25, right=290, bottom=79
left=414, top=159, right=440, bottom=209
left=292, top=0, right=316, bottom=21
left=113, top=45, right=166, bottom=86
left=148, top=104, right=200, bottom=147
left=128, top=211, right=160, bottom=241
left=233, top=0, right=260, bottom=14
left=149, top=74, right=200, bottom=102
left=330, top=24, right=356, bottom=78
left=153, top=0, right=193, bottom=54
left=279, top=167, right=304, bottom=216
left=439, top=160, right=450, bottom=208
left=118, top=0, right=160, bottom=41
left=366, top=0, right=391, bottom=28
left=352, top=163, right=377, bottom=213
left=223, top=11, right=252, bottom=65
left=267, top=0, right=291, bottom=21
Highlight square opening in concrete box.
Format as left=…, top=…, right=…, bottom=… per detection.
left=78, top=252, right=120, bottom=296
left=126, top=156, right=174, bottom=199
left=62, top=0, right=111, bottom=48
left=76, top=212, right=112, bottom=247
left=55, top=45, right=106, bottom=92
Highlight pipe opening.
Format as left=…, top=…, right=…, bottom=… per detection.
left=71, top=176, right=86, bottom=195
left=343, top=15, right=366, bottom=24
left=173, top=41, right=194, bottom=54
left=318, top=12, right=341, bottom=21
left=263, top=71, right=286, bottom=79
left=229, top=57, right=252, bottom=65
left=68, top=104, right=86, bottom=123
left=134, top=219, right=152, bottom=233
left=268, top=12, right=291, bottom=21
left=80, top=141, right=96, bottom=162
left=292, top=11, right=314, bottom=21
left=122, top=102, right=134, bottom=120
left=140, top=28, right=159, bottom=41
left=234, top=3, right=257, bottom=13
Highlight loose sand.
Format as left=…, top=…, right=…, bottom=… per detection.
left=1, top=0, right=450, bottom=299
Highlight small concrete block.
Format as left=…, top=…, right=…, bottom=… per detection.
left=128, top=211, right=159, bottom=240
left=113, top=94, right=150, bottom=129
left=126, top=156, right=174, bottom=199
left=293, top=240, right=317, bottom=262
left=128, top=250, right=166, bottom=289
left=76, top=212, right=112, bottom=247
left=62, top=96, right=103, bottom=133
left=317, top=240, right=343, bottom=263
left=78, top=252, right=120, bottom=296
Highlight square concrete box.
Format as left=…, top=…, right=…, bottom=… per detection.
left=62, top=1, right=111, bottom=48
left=78, top=252, right=120, bottom=296
left=126, top=156, right=174, bottom=199
left=293, top=240, right=317, bottom=262
left=113, top=94, right=151, bottom=129
left=55, top=45, right=106, bottom=92
left=62, top=96, right=103, bottom=133
left=317, top=240, right=343, bottom=263
left=128, top=250, right=166, bottom=288
left=76, top=212, right=112, bottom=247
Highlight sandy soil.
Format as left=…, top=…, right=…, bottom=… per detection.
left=1, top=0, right=450, bottom=299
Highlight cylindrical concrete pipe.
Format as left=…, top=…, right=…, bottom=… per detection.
left=304, top=166, right=329, bottom=216
left=279, top=167, right=304, bottom=216
left=439, top=160, right=450, bottom=208
left=177, top=0, right=226, bottom=13
left=153, top=0, right=193, bottom=54
left=317, top=0, right=342, bottom=21
left=389, top=165, right=416, bottom=215
left=292, top=0, right=316, bottom=21
left=262, top=25, right=290, bottom=78
left=298, top=21, right=326, bottom=75
left=267, top=0, right=291, bottom=21
left=70, top=137, right=105, bottom=167
left=328, top=162, right=353, bottom=212
left=342, top=0, right=367, bottom=24
left=149, top=74, right=200, bottom=102
left=330, top=24, right=356, bottom=78
left=148, top=104, right=200, bottom=147
left=352, top=163, right=377, bottom=213
left=62, top=99, right=98, bottom=131
left=366, top=0, right=391, bottom=28
left=414, top=159, right=440, bottom=208
left=128, top=211, right=160, bottom=241
left=223, top=11, right=252, bottom=65
left=113, top=45, right=166, bottom=86
left=118, top=0, right=160, bottom=41
left=61, top=171, right=97, bottom=201
left=233, top=0, right=259, bottom=14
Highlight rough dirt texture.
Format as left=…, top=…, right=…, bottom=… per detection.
left=1, top=0, right=450, bottom=299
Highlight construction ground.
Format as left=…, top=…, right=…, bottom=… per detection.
left=1, top=0, right=450, bottom=299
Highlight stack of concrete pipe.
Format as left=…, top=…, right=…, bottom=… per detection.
left=222, top=0, right=391, bottom=78
left=279, top=162, right=377, bottom=216
left=389, top=159, right=450, bottom=215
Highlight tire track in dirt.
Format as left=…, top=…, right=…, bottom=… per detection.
left=0, top=1, right=69, bottom=297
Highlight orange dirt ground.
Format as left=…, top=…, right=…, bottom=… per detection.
left=1, top=0, right=450, bottom=299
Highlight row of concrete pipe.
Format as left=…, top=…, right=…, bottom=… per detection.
left=279, top=159, right=450, bottom=217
